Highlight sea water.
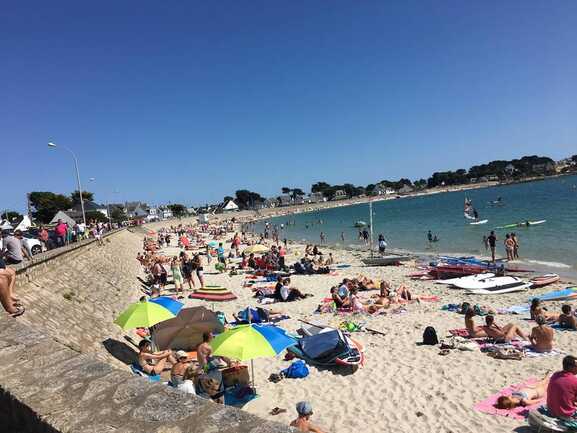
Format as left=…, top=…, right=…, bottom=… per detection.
left=255, top=174, right=577, bottom=278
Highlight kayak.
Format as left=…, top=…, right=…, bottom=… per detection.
left=496, top=220, right=546, bottom=229
left=455, top=276, right=526, bottom=291
left=529, top=274, right=560, bottom=288
left=470, top=219, right=488, bottom=225
left=532, top=287, right=577, bottom=302
left=435, top=273, right=495, bottom=285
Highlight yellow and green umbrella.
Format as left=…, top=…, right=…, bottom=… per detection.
left=114, top=299, right=180, bottom=330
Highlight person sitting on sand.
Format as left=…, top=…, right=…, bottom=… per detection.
left=197, top=332, right=234, bottom=370
left=290, top=401, right=327, bottom=433
left=138, top=340, right=177, bottom=375
left=171, top=350, right=191, bottom=386
left=331, top=286, right=349, bottom=309
left=464, top=308, right=487, bottom=338
left=530, top=298, right=558, bottom=323
left=482, top=315, right=529, bottom=342
left=530, top=316, right=555, bottom=353
left=558, top=304, right=577, bottom=330
left=547, top=355, right=577, bottom=419
left=275, top=278, right=306, bottom=302
left=495, top=374, right=550, bottom=409
left=177, top=364, right=200, bottom=395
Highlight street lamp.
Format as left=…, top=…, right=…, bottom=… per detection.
left=48, top=142, right=87, bottom=227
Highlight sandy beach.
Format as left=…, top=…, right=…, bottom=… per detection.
left=146, top=215, right=577, bottom=433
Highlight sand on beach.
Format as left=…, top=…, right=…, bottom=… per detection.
left=150, top=218, right=577, bottom=433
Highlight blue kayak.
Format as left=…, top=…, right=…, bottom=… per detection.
left=531, top=287, right=577, bottom=302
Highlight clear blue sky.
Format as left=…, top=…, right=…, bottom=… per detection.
left=2, top=1, right=576, bottom=211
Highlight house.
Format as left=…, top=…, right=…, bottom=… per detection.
left=532, top=162, right=556, bottom=174
left=223, top=200, right=239, bottom=212
left=187, top=207, right=197, bottom=215
left=278, top=195, right=293, bottom=206
left=332, top=190, right=347, bottom=200
left=126, top=202, right=149, bottom=219
left=68, top=201, right=109, bottom=220
left=505, top=163, right=516, bottom=175
left=293, top=195, right=305, bottom=205
left=486, top=175, right=500, bottom=181
left=160, top=208, right=173, bottom=219
left=374, top=185, right=395, bottom=196
left=49, top=210, right=77, bottom=227
left=261, top=198, right=278, bottom=209
left=396, top=185, right=414, bottom=194
left=308, top=192, right=325, bottom=203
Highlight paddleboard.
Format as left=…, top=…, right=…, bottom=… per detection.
left=455, top=276, right=524, bottom=291
left=532, top=287, right=577, bottom=302
left=496, top=220, right=547, bottom=229
left=470, top=219, right=488, bottom=225
left=466, top=282, right=531, bottom=295
left=435, top=273, right=495, bottom=285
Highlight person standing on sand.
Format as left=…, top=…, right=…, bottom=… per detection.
left=290, top=401, right=327, bottom=433
left=319, top=232, right=325, bottom=245
left=504, top=233, right=515, bottom=261
left=487, top=231, right=497, bottom=262
left=511, top=232, right=519, bottom=259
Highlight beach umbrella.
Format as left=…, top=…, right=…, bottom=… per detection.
left=149, top=296, right=184, bottom=316
left=243, top=244, right=269, bottom=255
left=152, top=306, right=224, bottom=351
left=210, top=324, right=296, bottom=388
left=114, top=300, right=177, bottom=330
left=207, top=240, right=219, bottom=248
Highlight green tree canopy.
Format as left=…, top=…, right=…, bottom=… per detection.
left=71, top=190, right=94, bottom=206
left=235, top=190, right=264, bottom=209
left=2, top=210, right=23, bottom=222
left=29, top=192, right=73, bottom=223
left=85, top=211, right=108, bottom=223
left=167, top=204, right=187, bottom=218
left=109, top=206, right=127, bottom=223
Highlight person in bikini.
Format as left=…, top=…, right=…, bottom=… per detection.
left=530, top=298, right=558, bottom=323
left=558, top=304, right=577, bottom=330
left=530, top=315, right=555, bottom=353
left=464, top=308, right=487, bottom=338
left=482, top=315, right=529, bottom=342
left=137, top=340, right=177, bottom=375
left=197, top=332, right=234, bottom=370
left=495, top=373, right=550, bottom=409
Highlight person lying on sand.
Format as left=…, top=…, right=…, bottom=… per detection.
left=349, top=288, right=385, bottom=314
left=482, top=315, right=529, bottom=342
left=331, top=286, right=350, bottom=309
left=138, top=340, right=177, bottom=375
left=530, top=298, right=558, bottom=323
left=290, top=401, right=327, bottom=433
left=464, top=308, right=487, bottom=338
left=558, top=304, right=577, bottom=330
left=495, top=373, right=550, bottom=409
left=530, top=316, right=555, bottom=353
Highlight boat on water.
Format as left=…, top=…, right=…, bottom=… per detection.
left=496, top=220, right=546, bottom=229
left=362, top=254, right=412, bottom=267
left=354, top=220, right=367, bottom=228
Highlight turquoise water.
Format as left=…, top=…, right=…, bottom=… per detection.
left=256, top=175, right=577, bottom=276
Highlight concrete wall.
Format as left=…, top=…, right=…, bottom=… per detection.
left=1, top=228, right=293, bottom=433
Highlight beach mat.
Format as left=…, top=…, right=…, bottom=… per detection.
left=189, top=293, right=238, bottom=302
left=194, top=288, right=230, bottom=294
left=448, top=328, right=470, bottom=337
left=474, top=377, right=542, bottom=420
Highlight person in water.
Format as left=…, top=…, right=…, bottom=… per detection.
left=495, top=374, right=549, bottom=409
left=427, top=230, right=433, bottom=242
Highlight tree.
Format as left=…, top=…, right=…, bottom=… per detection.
left=110, top=206, right=127, bottom=223
left=167, top=204, right=187, bottom=218
left=223, top=196, right=234, bottom=203
left=235, top=190, right=264, bottom=209
left=291, top=188, right=305, bottom=200
left=71, top=190, right=94, bottom=206
left=414, top=179, right=427, bottom=190
left=311, top=182, right=331, bottom=194
left=365, top=184, right=376, bottom=195
left=85, top=211, right=108, bottom=223
left=572, top=155, right=577, bottom=163
left=29, top=192, right=73, bottom=223
left=2, top=211, right=22, bottom=222
left=281, top=187, right=291, bottom=194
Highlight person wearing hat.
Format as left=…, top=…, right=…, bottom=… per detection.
left=290, top=401, right=327, bottom=433
left=170, top=350, right=191, bottom=386
left=547, top=355, right=577, bottom=419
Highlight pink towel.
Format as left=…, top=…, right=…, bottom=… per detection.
left=473, top=378, right=543, bottom=420
left=449, top=328, right=470, bottom=337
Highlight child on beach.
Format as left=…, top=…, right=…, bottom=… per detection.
left=290, top=401, right=327, bottom=433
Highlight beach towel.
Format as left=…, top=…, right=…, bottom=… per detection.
left=448, top=328, right=470, bottom=337
left=525, top=348, right=564, bottom=358
left=551, top=323, right=576, bottom=332
left=497, top=305, right=530, bottom=315
left=224, top=386, right=258, bottom=408
left=474, top=377, right=542, bottom=420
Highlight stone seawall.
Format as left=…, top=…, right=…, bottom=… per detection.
left=1, top=228, right=292, bottom=433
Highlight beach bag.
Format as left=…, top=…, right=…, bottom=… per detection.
left=222, top=365, right=250, bottom=387
left=422, top=326, right=439, bottom=345
left=281, top=360, right=309, bottom=379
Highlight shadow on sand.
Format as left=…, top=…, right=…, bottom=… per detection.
left=102, top=338, right=138, bottom=365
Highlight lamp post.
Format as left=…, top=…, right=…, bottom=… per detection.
left=48, top=142, right=87, bottom=227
